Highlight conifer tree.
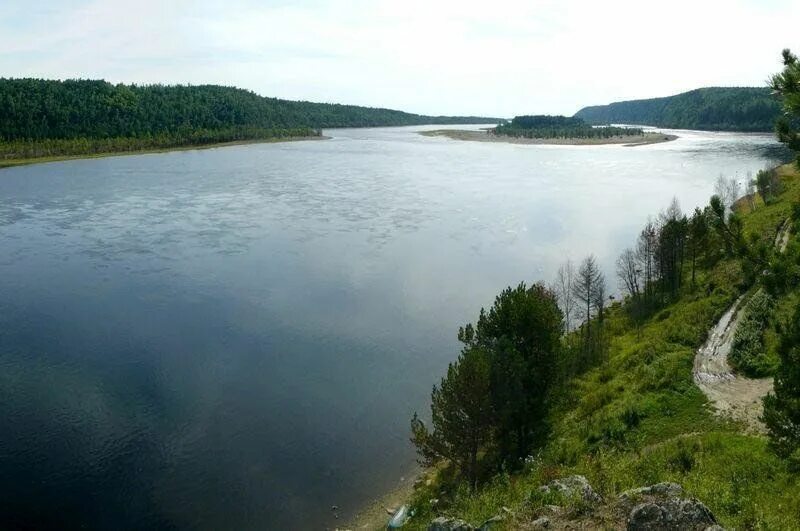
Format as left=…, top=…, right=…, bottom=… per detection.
left=411, top=346, right=493, bottom=490
left=762, top=304, right=800, bottom=466
left=770, top=49, right=800, bottom=166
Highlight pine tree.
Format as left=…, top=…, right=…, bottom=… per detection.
left=762, top=304, right=800, bottom=466
left=762, top=48, right=800, bottom=466
left=465, top=283, right=563, bottom=464
left=770, top=49, right=800, bottom=167
left=688, top=207, right=709, bottom=286
left=410, top=345, right=493, bottom=490
left=573, top=255, right=603, bottom=344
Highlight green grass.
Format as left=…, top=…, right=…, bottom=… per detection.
left=729, top=290, right=778, bottom=377
left=764, top=290, right=800, bottom=368
left=403, top=164, right=800, bottom=530
left=740, top=164, right=800, bottom=243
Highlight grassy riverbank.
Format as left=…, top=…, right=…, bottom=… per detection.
left=394, top=164, right=800, bottom=530
left=0, top=134, right=327, bottom=170
left=420, top=128, right=677, bottom=146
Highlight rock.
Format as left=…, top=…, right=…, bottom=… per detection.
left=620, top=482, right=684, bottom=502
left=477, top=514, right=504, bottom=529
left=428, top=516, right=475, bottom=531
left=531, top=516, right=551, bottom=528
left=627, top=498, right=719, bottom=530
left=538, top=475, right=602, bottom=503
left=542, top=505, right=562, bottom=515
left=388, top=505, right=411, bottom=528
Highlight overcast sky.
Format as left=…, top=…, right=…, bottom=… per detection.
left=0, top=0, right=797, bottom=117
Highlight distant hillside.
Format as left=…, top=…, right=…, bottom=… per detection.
left=0, top=78, right=499, bottom=142
left=0, top=78, right=499, bottom=164
left=574, top=87, right=781, bottom=132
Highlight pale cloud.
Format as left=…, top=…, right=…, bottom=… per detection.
left=0, top=0, right=797, bottom=116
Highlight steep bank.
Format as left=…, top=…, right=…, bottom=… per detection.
left=693, top=218, right=792, bottom=433
left=693, top=295, right=774, bottom=433
left=396, top=163, right=800, bottom=530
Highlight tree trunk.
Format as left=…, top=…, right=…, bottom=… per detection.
left=469, top=444, right=478, bottom=491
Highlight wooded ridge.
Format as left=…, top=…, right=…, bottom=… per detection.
left=0, top=78, right=500, bottom=162
left=574, top=87, right=781, bottom=132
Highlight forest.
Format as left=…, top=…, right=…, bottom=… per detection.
left=0, top=78, right=499, bottom=161
left=493, top=115, right=643, bottom=139
left=574, top=87, right=781, bottom=132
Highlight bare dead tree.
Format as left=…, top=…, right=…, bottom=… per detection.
left=592, top=269, right=607, bottom=322
left=714, top=175, right=741, bottom=217
left=616, top=247, right=640, bottom=298
left=554, top=259, right=576, bottom=332
left=745, top=171, right=756, bottom=211
left=636, top=220, right=658, bottom=302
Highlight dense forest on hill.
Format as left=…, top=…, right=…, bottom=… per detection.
left=574, top=87, right=781, bottom=132
left=0, top=78, right=499, bottom=162
left=494, top=115, right=643, bottom=139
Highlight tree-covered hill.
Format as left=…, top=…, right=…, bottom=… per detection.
left=0, top=78, right=500, bottom=164
left=494, top=114, right=643, bottom=139
left=0, top=78, right=499, bottom=141
left=574, top=87, right=781, bottom=132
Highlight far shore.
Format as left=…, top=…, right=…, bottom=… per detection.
left=0, top=135, right=329, bottom=170
left=420, top=128, right=678, bottom=146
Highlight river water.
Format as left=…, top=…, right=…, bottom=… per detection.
left=0, top=125, right=786, bottom=529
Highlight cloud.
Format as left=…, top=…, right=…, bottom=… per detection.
left=0, top=0, right=796, bottom=116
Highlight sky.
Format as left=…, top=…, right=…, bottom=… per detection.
left=0, top=0, right=797, bottom=117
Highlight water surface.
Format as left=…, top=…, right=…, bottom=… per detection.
left=0, top=125, right=786, bottom=529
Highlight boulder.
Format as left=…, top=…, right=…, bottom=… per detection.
left=627, top=498, right=719, bottom=530
left=538, top=475, right=602, bottom=503
left=477, top=514, right=504, bottom=528
left=427, top=516, right=474, bottom=531
left=531, top=516, right=551, bottom=528
left=620, top=482, right=684, bottom=502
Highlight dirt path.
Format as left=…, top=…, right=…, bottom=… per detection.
left=693, top=294, right=773, bottom=432
left=776, top=218, right=791, bottom=251
left=693, top=219, right=791, bottom=432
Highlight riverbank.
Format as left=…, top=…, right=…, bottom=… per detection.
left=345, top=469, right=423, bottom=529
left=420, top=128, right=677, bottom=146
left=395, top=163, right=800, bottom=530
left=0, top=135, right=328, bottom=170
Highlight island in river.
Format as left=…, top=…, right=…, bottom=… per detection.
left=423, top=114, right=677, bottom=146
left=421, top=128, right=677, bottom=147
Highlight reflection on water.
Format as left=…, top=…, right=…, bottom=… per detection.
left=0, top=125, right=788, bottom=529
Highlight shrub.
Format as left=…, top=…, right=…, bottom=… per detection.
left=729, top=291, right=776, bottom=376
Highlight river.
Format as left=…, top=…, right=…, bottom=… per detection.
left=0, top=125, right=786, bottom=529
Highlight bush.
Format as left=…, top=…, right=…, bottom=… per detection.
left=729, top=291, right=776, bottom=376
